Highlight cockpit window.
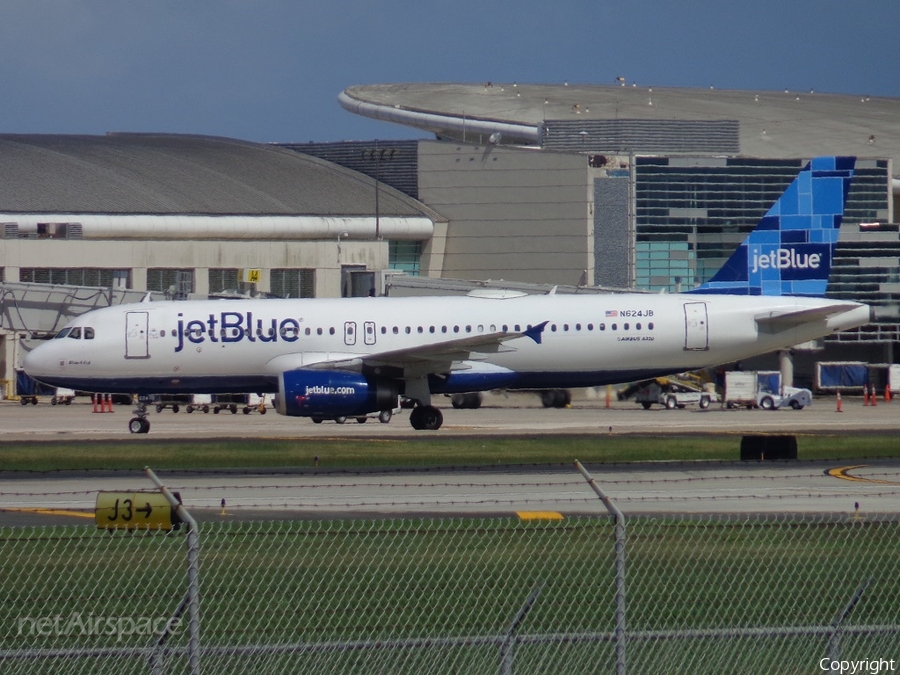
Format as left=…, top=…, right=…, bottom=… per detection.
left=68, top=327, right=82, bottom=339
left=84, top=327, right=95, bottom=340
left=53, top=328, right=72, bottom=339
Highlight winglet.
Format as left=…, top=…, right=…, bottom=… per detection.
left=524, top=321, right=548, bottom=344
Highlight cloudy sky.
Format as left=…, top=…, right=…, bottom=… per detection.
left=2, top=1, right=896, bottom=143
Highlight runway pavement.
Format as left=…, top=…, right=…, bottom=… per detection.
left=1, top=394, right=898, bottom=525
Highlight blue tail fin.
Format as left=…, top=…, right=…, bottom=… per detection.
left=690, top=156, right=855, bottom=297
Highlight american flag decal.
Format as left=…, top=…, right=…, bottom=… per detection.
left=605, top=310, right=618, bottom=317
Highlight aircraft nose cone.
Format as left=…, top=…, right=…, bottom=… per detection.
left=23, top=343, right=50, bottom=377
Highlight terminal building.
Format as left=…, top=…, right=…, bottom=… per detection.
left=1, top=82, right=899, bottom=393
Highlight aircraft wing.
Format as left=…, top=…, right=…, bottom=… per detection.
left=264, top=321, right=547, bottom=376
left=317, top=321, right=548, bottom=375
left=755, top=304, right=864, bottom=332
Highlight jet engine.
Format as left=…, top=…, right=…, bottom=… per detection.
left=275, top=370, right=400, bottom=418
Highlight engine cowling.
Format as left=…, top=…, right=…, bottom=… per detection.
left=275, top=370, right=400, bottom=417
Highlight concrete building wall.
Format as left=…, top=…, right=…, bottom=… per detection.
left=0, top=239, right=389, bottom=298
left=417, top=141, right=591, bottom=286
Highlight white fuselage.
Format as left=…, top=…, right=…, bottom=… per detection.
left=23, top=293, right=870, bottom=396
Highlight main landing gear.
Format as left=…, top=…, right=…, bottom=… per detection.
left=128, top=398, right=151, bottom=434
left=409, top=405, right=443, bottom=430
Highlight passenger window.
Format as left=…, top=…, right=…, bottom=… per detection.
left=648, top=322, right=654, bottom=330
left=636, top=323, right=642, bottom=330
left=624, top=323, right=629, bottom=330
left=587, top=323, right=593, bottom=331
left=84, top=327, right=95, bottom=340
left=599, top=323, right=606, bottom=331
left=612, top=323, right=618, bottom=330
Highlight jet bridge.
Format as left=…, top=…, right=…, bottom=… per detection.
left=0, top=282, right=156, bottom=397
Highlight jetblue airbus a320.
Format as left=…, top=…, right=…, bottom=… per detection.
left=24, top=157, right=871, bottom=433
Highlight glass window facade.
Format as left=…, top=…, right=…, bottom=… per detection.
left=147, top=268, right=193, bottom=300
left=19, top=268, right=129, bottom=287
left=389, top=241, right=421, bottom=275
left=270, top=269, right=316, bottom=299
left=208, top=268, right=240, bottom=294
left=634, top=157, right=889, bottom=293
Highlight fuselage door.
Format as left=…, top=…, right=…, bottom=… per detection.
left=364, top=321, right=376, bottom=346
left=683, top=302, right=709, bottom=351
left=125, top=311, right=150, bottom=359
left=344, top=321, right=357, bottom=346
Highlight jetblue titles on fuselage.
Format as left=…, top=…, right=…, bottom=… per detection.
left=175, top=312, right=301, bottom=352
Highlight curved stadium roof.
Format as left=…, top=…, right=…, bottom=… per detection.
left=341, top=83, right=900, bottom=175
left=0, top=133, right=437, bottom=218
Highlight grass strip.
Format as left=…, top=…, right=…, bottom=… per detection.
left=0, top=433, right=897, bottom=471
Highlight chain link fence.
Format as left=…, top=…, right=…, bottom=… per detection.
left=1, top=482, right=898, bottom=673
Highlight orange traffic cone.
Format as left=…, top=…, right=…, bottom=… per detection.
left=863, top=387, right=870, bottom=406
left=92, top=394, right=99, bottom=413
left=107, top=394, right=115, bottom=412
left=870, top=385, right=877, bottom=406
left=836, top=391, right=843, bottom=413
left=885, top=385, right=892, bottom=403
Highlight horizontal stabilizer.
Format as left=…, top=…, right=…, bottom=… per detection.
left=755, top=304, right=865, bottom=332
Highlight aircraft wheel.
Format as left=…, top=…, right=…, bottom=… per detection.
left=128, top=417, right=150, bottom=434
left=641, top=401, right=652, bottom=410
left=760, top=396, right=775, bottom=410
left=378, top=410, right=392, bottom=424
left=356, top=417, right=367, bottom=424
left=259, top=407, right=266, bottom=415
left=410, top=405, right=442, bottom=430
left=699, top=395, right=711, bottom=410
left=665, top=396, right=678, bottom=410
